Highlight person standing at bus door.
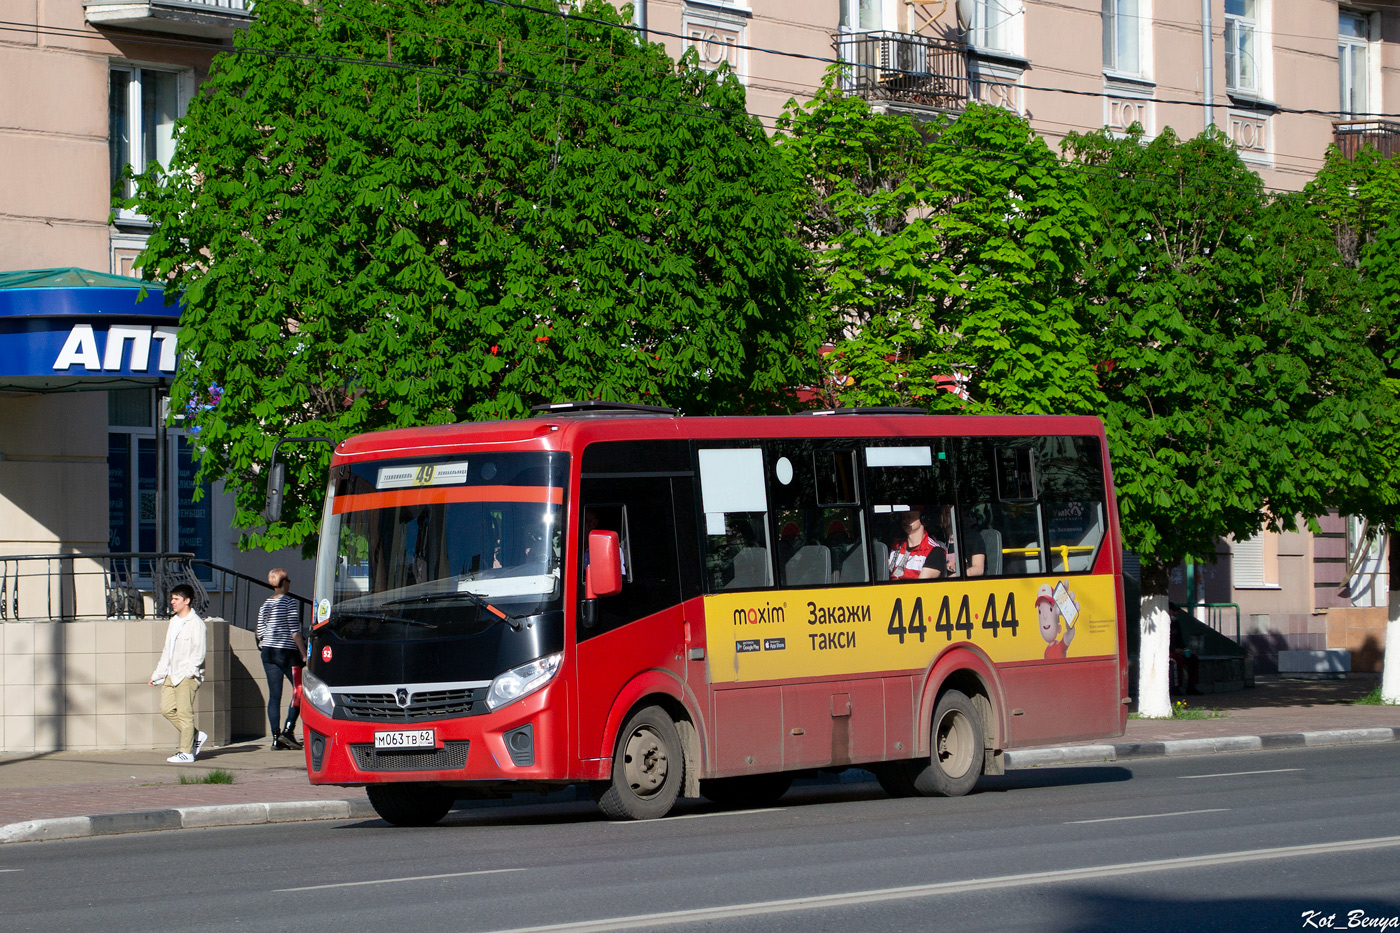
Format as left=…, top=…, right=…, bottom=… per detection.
left=257, top=568, right=307, bottom=750
left=889, top=506, right=946, bottom=580
left=150, top=584, right=207, bottom=764
left=1036, top=584, right=1075, bottom=659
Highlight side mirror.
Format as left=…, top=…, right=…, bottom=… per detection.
left=263, top=460, right=286, bottom=523
left=585, top=531, right=623, bottom=599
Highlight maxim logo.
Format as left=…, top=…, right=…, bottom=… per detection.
left=733, top=602, right=785, bottom=626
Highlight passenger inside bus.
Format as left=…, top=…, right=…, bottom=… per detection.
left=888, top=506, right=947, bottom=580
left=937, top=504, right=986, bottom=578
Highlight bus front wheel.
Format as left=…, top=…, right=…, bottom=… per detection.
left=365, top=782, right=456, bottom=826
left=595, top=705, right=683, bottom=820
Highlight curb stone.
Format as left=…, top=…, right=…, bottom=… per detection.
left=3, top=727, right=1398, bottom=844
left=1004, top=727, right=1400, bottom=769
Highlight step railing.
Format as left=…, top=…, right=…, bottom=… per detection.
left=0, top=552, right=310, bottom=632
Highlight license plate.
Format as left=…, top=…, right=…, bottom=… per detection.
left=374, top=729, right=436, bottom=750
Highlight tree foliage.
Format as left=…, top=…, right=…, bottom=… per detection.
left=1063, top=127, right=1389, bottom=589
left=131, top=0, right=816, bottom=552
left=1304, top=146, right=1400, bottom=527
left=776, top=74, right=1104, bottom=415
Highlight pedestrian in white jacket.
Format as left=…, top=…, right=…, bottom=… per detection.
left=150, top=583, right=207, bottom=763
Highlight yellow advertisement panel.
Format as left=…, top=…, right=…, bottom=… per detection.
left=704, top=575, right=1120, bottom=684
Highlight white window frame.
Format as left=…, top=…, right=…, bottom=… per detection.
left=1224, top=0, right=1270, bottom=100
left=967, top=0, right=1024, bottom=56
left=1102, top=0, right=1151, bottom=81
left=1339, top=9, right=1376, bottom=118
left=110, top=62, right=192, bottom=223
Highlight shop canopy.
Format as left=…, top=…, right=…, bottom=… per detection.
left=0, top=267, right=182, bottom=393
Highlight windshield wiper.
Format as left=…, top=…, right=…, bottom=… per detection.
left=384, top=590, right=525, bottom=631
left=316, top=609, right=436, bottom=631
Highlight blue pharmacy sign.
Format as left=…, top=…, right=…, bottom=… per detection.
left=0, top=267, right=182, bottom=391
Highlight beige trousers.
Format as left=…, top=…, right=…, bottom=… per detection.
left=159, top=678, right=200, bottom=753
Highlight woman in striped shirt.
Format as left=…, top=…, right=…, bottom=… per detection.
left=257, top=568, right=307, bottom=750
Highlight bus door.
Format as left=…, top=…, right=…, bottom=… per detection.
left=574, top=474, right=687, bottom=762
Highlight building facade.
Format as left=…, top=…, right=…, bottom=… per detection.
left=2, top=2, right=1395, bottom=752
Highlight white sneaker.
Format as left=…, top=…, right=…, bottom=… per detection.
left=193, top=731, right=208, bottom=758
left=167, top=752, right=195, bottom=764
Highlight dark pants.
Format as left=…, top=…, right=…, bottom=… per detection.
left=261, top=646, right=302, bottom=735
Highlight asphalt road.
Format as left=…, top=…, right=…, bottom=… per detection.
left=6, top=744, right=1400, bottom=933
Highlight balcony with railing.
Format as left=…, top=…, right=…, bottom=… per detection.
left=84, top=0, right=252, bottom=40
left=833, top=30, right=970, bottom=113
left=1333, top=120, right=1400, bottom=159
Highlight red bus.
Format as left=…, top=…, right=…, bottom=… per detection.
left=296, top=402, right=1128, bottom=824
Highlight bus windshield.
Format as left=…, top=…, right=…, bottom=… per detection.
left=314, top=452, right=567, bottom=636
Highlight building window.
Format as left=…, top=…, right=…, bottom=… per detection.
left=839, top=0, right=883, bottom=32
left=108, top=391, right=212, bottom=577
left=1231, top=531, right=1278, bottom=589
left=1224, top=0, right=1259, bottom=94
left=109, top=65, right=185, bottom=215
left=1102, top=0, right=1141, bottom=76
left=1339, top=10, right=1371, bottom=117
left=968, top=0, right=1021, bottom=55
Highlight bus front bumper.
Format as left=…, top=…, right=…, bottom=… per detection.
left=301, top=689, right=564, bottom=786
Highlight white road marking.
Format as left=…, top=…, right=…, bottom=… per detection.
left=277, top=868, right=524, bottom=892
left=1067, top=808, right=1229, bottom=824
left=623, top=808, right=786, bottom=823
left=1179, top=768, right=1303, bottom=779
left=475, top=835, right=1400, bottom=933
left=0, top=869, right=21, bottom=874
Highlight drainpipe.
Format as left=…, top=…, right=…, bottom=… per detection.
left=635, top=0, right=647, bottom=41
left=1202, top=0, right=1214, bottom=131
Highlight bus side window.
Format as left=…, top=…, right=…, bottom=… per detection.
left=955, top=439, right=1010, bottom=577
left=699, top=447, right=773, bottom=592
left=1038, top=436, right=1107, bottom=573
left=863, top=443, right=952, bottom=582
left=769, top=442, right=861, bottom=588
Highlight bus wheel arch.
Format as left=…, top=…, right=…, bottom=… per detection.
left=594, top=701, right=688, bottom=820
left=917, top=648, right=1005, bottom=759
left=599, top=676, right=703, bottom=799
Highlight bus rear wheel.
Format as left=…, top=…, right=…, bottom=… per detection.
left=923, top=689, right=984, bottom=797
left=595, top=705, right=682, bottom=820
left=699, top=773, right=793, bottom=808
left=365, top=782, right=456, bottom=826
left=875, top=689, right=985, bottom=799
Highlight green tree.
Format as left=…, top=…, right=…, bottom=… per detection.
left=1064, top=127, right=1388, bottom=716
left=1306, top=145, right=1400, bottom=702
left=776, top=74, right=1104, bottom=415
left=130, top=0, right=816, bottom=552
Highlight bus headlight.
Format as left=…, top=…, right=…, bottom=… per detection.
left=486, top=653, right=562, bottom=711
left=302, top=668, right=334, bottom=717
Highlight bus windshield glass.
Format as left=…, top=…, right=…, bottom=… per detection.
left=314, top=452, right=567, bottom=635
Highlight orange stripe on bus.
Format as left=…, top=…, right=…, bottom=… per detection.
left=332, top=485, right=563, bottom=514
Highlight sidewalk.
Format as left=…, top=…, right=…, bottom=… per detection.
left=2, top=676, right=1398, bottom=844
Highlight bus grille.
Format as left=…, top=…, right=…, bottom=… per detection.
left=350, top=740, right=470, bottom=772
left=338, top=688, right=486, bottom=722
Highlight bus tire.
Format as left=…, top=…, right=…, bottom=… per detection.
left=919, top=689, right=984, bottom=797
left=596, top=705, right=682, bottom=820
left=699, top=773, right=793, bottom=808
left=365, top=783, right=456, bottom=827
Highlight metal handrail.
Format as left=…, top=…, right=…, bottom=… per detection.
left=0, top=552, right=310, bottom=632
left=1179, top=602, right=1243, bottom=645
left=190, top=559, right=313, bottom=633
